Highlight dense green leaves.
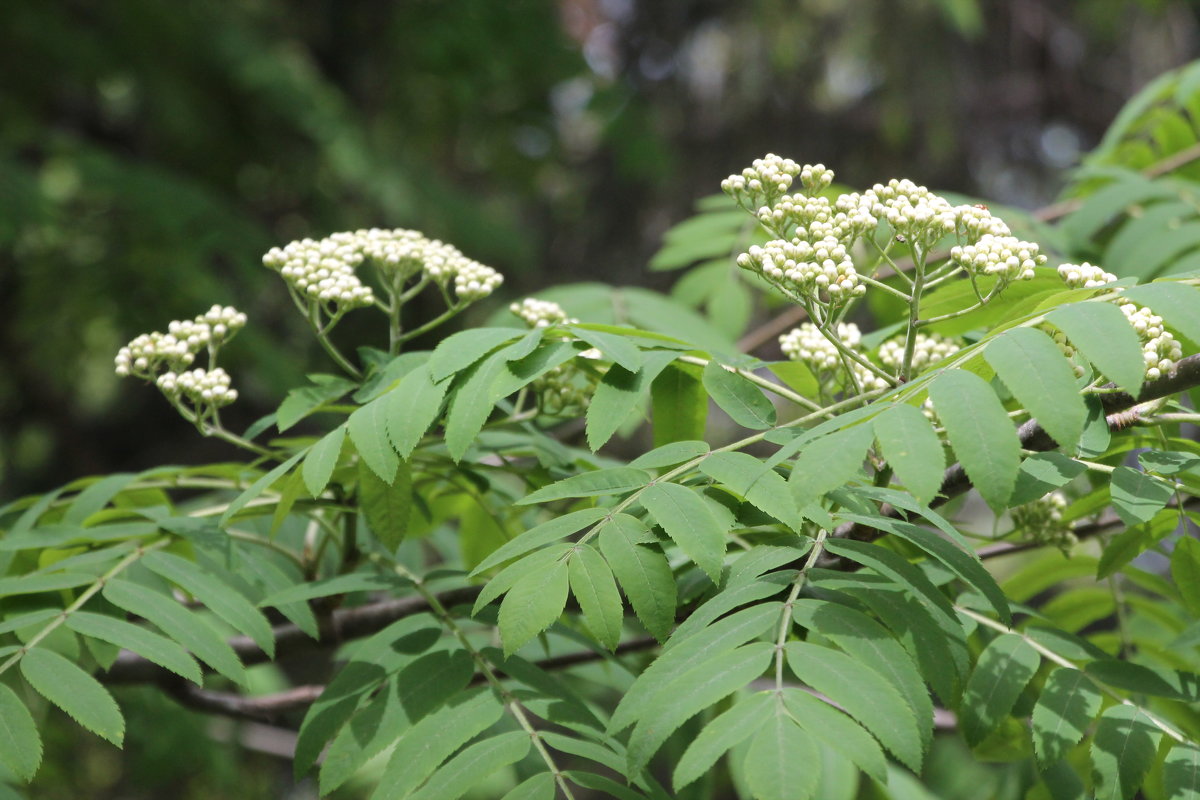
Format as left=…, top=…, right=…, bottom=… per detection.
left=702, top=361, right=777, bottom=429
left=1110, top=466, right=1174, bottom=525
left=568, top=544, right=623, bottom=650
left=599, top=514, right=677, bottom=641
left=498, top=558, right=569, bottom=655
left=349, top=395, right=400, bottom=481
left=744, top=700, right=821, bottom=800
left=358, top=457, right=413, bottom=552
left=21, top=648, right=124, bottom=746
left=67, top=611, right=202, bottom=685
left=1031, top=668, right=1103, bottom=767
left=674, top=692, right=771, bottom=791
left=651, top=362, right=708, bottom=445
left=385, top=365, right=447, bottom=459
left=1164, top=744, right=1200, bottom=800
left=586, top=351, right=677, bottom=450
left=959, top=634, right=1040, bottom=746
left=785, top=641, right=924, bottom=771
left=789, top=424, right=875, bottom=508
left=303, top=424, right=346, bottom=496
left=519, top=467, right=650, bottom=505
left=985, top=327, right=1086, bottom=449
left=0, top=683, right=41, bottom=781
left=1046, top=302, right=1146, bottom=395
left=639, top=482, right=728, bottom=581
left=873, top=404, right=945, bottom=504
left=929, top=369, right=1020, bottom=511
left=1091, top=705, right=1162, bottom=800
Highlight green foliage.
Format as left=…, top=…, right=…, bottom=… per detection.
left=5, top=68, right=1200, bottom=800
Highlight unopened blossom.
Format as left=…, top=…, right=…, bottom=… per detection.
left=1011, top=491, right=1075, bottom=551
left=159, top=367, right=238, bottom=408
left=1057, top=262, right=1117, bottom=289
left=949, top=234, right=1046, bottom=283
left=1122, top=304, right=1183, bottom=381
left=511, top=298, right=576, bottom=328
left=115, top=306, right=246, bottom=379
left=721, top=154, right=802, bottom=209
left=738, top=235, right=864, bottom=304
left=878, top=332, right=960, bottom=374
left=780, top=323, right=862, bottom=371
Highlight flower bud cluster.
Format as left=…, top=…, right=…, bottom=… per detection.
left=262, top=228, right=503, bottom=312
left=721, top=154, right=802, bottom=209
left=953, top=204, right=1011, bottom=241
left=262, top=233, right=375, bottom=310
left=779, top=322, right=889, bottom=392
left=949, top=234, right=1046, bottom=283
left=861, top=179, right=958, bottom=244
left=1057, top=262, right=1116, bottom=289
left=738, top=235, right=864, bottom=304
left=758, top=192, right=878, bottom=244
left=878, top=332, right=960, bottom=374
left=1047, top=327, right=1087, bottom=378
left=510, top=298, right=576, bottom=328
left=780, top=323, right=861, bottom=371
left=156, top=367, right=238, bottom=407
left=1121, top=303, right=1183, bottom=381
left=114, top=306, right=246, bottom=379
left=1011, top=492, right=1076, bottom=552
left=535, top=365, right=591, bottom=416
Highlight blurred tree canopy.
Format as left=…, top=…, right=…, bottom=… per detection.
left=2, top=0, right=1196, bottom=498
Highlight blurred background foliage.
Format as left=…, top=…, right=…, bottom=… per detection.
left=2, top=0, right=1200, bottom=796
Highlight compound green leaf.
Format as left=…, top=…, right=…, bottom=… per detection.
left=143, top=550, right=275, bottom=658
left=471, top=508, right=609, bottom=575
left=873, top=403, right=945, bottom=504
left=839, top=513, right=1011, bottom=624
left=699, top=451, right=802, bottom=530
left=1173, top=536, right=1200, bottom=617
left=1046, top=302, right=1146, bottom=395
left=358, top=457, right=412, bottom=552
left=783, top=689, right=889, bottom=784
left=385, top=365, right=447, bottom=459
left=67, top=611, right=202, bottom=685
left=219, top=451, right=305, bottom=525
left=627, top=642, right=773, bottom=773
left=929, top=369, right=1020, bottom=511
left=959, top=633, right=1040, bottom=746
left=568, top=544, right=623, bottom=650
left=784, top=641, right=923, bottom=771
left=569, top=325, right=644, bottom=372
left=674, top=692, right=772, bottom=791
left=1031, top=667, right=1103, bottom=768
left=499, top=774, right=556, bottom=800
left=745, top=700, right=820, bottom=800
left=407, top=731, right=530, bottom=800
left=498, top=559, right=569, bottom=655
left=472, top=544, right=572, bottom=614
left=586, top=351, right=678, bottom=451
left=1091, top=704, right=1161, bottom=800
left=103, top=578, right=247, bottom=687
left=21, top=647, right=123, bottom=746
left=427, top=327, right=519, bottom=383
left=985, top=327, right=1086, bottom=449
left=789, top=424, right=875, bottom=508
left=611, top=603, right=779, bottom=733
left=1009, top=452, right=1087, bottom=506
left=276, top=374, right=356, bottom=432
left=789, top=599, right=932, bottom=753
left=650, top=363, right=708, bottom=446
left=303, top=424, right=346, bottom=496
left=349, top=395, right=399, bottom=482
left=640, top=482, right=728, bottom=582
left=0, top=683, right=40, bottom=781
left=599, top=514, right=676, bottom=641
left=1164, top=743, right=1200, bottom=800
left=372, top=688, right=505, bottom=800
left=519, top=467, right=650, bottom=505
left=1110, top=466, right=1174, bottom=525
left=702, top=361, right=776, bottom=429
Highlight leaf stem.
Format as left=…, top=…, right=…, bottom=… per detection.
left=775, top=529, right=826, bottom=690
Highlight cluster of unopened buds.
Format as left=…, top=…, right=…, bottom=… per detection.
left=738, top=236, right=864, bottom=305
left=778, top=322, right=888, bottom=392
left=511, top=298, right=595, bottom=414
left=156, top=367, right=237, bottom=408
left=262, top=228, right=503, bottom=316
left=510, top=298, right=577, bottom=328
left=879, top=332, right=960, bottom=373
left=1011, top=492, right=1076, bottom=553
left=1053, top=262, right=1182, bottom=381
left=720, top=153, right=803, bottom=210
left=949, top=234, right=1046, bottom=285
left=115, top=306, right=246, bottom=416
